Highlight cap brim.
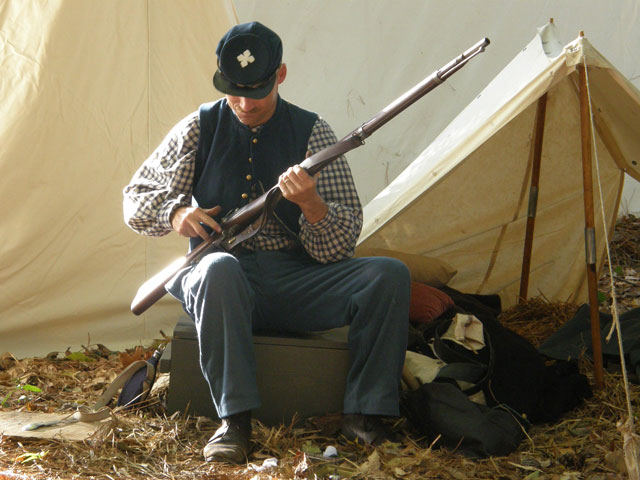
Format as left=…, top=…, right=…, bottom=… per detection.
left=213, top=70, right=276, bottom=100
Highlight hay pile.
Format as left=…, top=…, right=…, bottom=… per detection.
left=1, top=216, right=639, bottom=480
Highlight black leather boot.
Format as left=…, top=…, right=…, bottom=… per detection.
left=203, top=411, right=252, bottom=464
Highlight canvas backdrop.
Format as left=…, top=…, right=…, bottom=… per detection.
left=1, top=0, right=639, bottom=357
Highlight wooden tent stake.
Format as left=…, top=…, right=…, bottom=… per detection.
left=578, top=62, right=604, bottom=388
left=519, top=94, right=548, bottom=302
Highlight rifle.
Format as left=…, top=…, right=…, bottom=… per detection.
left=131, top=37, right=490, bottom=315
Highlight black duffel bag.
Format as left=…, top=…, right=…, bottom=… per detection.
left=401, top=381, right=527, bottom=458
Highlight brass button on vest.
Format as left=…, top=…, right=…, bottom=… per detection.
left=246, top=174, right=252, bottom=181
left=241, top=193, right=248, bottom=199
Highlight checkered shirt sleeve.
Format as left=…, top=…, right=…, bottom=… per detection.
left=297, top=118, right=363, bottom=262
left=123, top=111, right=199, bottom=236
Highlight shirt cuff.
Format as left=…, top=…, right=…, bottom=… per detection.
left=159, top=196, right=191, bottom=231
left=301, top=203, right=337, bottom=232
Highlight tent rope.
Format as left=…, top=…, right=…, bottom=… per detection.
left=583, top=53, right=640, bottom=479
left=583, top=54, right=633, bottom=421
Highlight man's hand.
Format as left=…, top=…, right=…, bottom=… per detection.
left=170, top=205, right=222, bottom=239
left=278, top=165, right=328, bottom=224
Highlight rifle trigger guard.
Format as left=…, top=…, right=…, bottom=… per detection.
left=221, top=210, right=270, bottom=251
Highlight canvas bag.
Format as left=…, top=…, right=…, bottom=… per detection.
left=115, top=343, right=165, bottom=409
left=23, top=344, right=166, bottom=431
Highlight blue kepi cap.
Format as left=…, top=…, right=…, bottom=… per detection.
left=213, top=22, right=283, bottom=99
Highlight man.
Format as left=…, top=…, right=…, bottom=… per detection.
left=123, top=21, right=410, bottom=464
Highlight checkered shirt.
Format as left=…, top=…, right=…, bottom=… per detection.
left=123, top=109, right=363, bottom=263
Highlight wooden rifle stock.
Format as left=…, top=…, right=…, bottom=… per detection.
left=130, top=37, right=490, bottom=315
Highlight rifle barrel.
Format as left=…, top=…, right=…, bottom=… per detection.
left=358, top=37, right=490, bottom=139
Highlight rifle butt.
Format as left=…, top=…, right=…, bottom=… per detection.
left=131, top=284, right=168, bottom=316
left=130, top=257, right=189, bottom=315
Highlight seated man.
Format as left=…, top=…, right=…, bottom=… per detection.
left=123, top=21, right=410, bottom=464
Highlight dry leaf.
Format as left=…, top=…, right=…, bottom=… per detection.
left=118, top=346, right=150, bottom=368
left=358, top=450, right=386, bottom=478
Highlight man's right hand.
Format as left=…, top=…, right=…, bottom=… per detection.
left=170, top=206, right=222, bottom=239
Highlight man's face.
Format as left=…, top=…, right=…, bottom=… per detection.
left=225, top=64, right=287, bottom=128
left=226, top=86, right=278, bottom=128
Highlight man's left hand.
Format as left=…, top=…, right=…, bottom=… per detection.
left=278, top=165, right=328, bottom=224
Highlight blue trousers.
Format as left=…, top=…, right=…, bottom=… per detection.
left=167, top=248, right=410, bottom=419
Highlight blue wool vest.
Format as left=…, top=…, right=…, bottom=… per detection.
left=191, top=96, right=318, bottom=251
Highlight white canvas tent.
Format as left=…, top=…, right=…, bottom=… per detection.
left=359, top=22, right=640, bottom=310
